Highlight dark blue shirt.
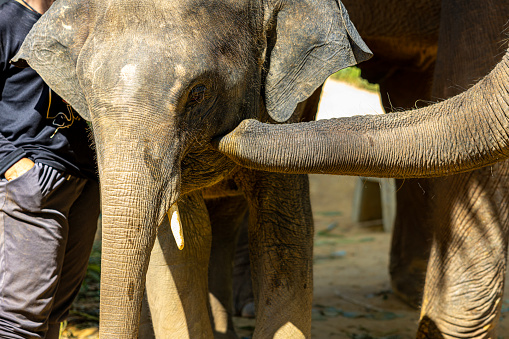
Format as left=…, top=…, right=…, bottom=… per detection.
left=0, top=0, right=96, bottom=179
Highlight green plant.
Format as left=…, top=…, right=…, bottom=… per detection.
left=330, top=67, right=379, bottom=92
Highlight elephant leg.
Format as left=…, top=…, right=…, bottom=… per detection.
left=206, top=195, right=249, bottom=339
left=232, top=216, right=254, bottom=318
left=236, top=170, right=313, bottom=338
left=417, top=162, right=509, bottom=338
left=138, top=290, right=156, bottom=339
left=145, top=191, right=213, bottom=339
left=390, top=179, right=433, bottom=308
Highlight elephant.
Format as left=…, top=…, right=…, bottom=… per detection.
left=321, top=0, right=509, bottom=331
left=342, top=0, right=509, bottom=315
left=349, top=2, right=509, bottom=319
left=229, top=1, right=509, bottom=324
left=11, top=0, right=372, bottom=337
left=345, top=2, right=509, bottom=336
left=216, top=41, right=509, bottom=338
left=228, top=0, right=442, bottom=312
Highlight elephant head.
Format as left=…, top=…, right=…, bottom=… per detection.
left=12, top=0, right=371, bottom=336
left=215, top=50, right=509, bottom=179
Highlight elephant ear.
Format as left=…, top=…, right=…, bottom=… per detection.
left=265, top=0, right=372, bottom=122
left=11, top=0, right=91, bottom=120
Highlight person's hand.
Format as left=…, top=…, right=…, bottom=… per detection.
left=4, top=158, right=35, bottom=181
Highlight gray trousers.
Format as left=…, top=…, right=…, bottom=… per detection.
left=0, top=163, right=100, bottom=339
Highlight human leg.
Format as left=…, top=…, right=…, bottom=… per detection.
left=46, top=178, right=100, bottom=338
left=0, top=164, right=88, bottom=338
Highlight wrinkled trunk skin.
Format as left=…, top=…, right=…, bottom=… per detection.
left=417, top=162, right=509, bottom=339
left=92, top=119, right=180, bottom=338
left=217, top=52, right=509, bottom=179
left=99, top=171, right=166, bottom=338
left=416, top=2, right=509, bottom=338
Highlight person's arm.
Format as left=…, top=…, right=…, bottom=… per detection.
left=0, top=32, right=34, bottom=180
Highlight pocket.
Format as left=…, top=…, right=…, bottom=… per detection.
left=36, top=164, right=66, bottom=198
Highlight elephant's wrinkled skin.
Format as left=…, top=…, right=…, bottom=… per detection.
left=347, top=2, right=509, bottom=337
left=217, top=43, right=509, bottom=339
left=229, top=4, right=509, bottom=338
left=12, top=0, right=371, bottom=337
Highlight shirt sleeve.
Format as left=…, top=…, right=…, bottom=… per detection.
left=0, top=33, right=27, bottom=176
left=0, top=140, right=26, bottom=176
left=0, top=6, right=31, bottom=176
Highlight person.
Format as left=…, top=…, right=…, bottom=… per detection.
left=0, top=0, right=100, bottom=337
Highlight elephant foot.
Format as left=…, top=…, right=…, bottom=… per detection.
left=390, top=267, right=425, bottom=309
left=416, top=316, right=444, bottom=339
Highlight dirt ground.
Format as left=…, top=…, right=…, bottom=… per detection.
left=62, top=81, right=509, bottom=338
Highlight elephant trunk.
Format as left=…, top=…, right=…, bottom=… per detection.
left=92, top=128, right=181, bottom=338
left=99, top=185, right=154, bottom=337
left=98, top=169, right=179, bottom=338
left=217, top=54, right=509, bottom=178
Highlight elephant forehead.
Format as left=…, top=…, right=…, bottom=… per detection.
left=93, top=0, right=258, bottom=65
left=79, top=34, right=256, bottom=110
left=82, top=37, right=237, bottom=92
left=120, top=64, right=138, bottom=84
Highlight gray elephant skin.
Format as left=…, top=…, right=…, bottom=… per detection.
left=218, top=29, right=509, bottom=339
left=347, top=1, right=509, bottom=338
left=228, top=1, right=509, bottom=338
left=12, top=0, right=372, bottom=338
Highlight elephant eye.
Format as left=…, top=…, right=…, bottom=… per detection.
left=188, top=85, right=207, bottom=105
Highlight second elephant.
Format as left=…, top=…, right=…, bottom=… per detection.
left=217, top=45, right=509, bottom=338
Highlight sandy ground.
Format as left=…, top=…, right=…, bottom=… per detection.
left=315, top=80, right=384, bottom=119
left=63, top=80, right=509, bottom=338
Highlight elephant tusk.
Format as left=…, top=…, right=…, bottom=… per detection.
left=168, top=205, right=184, bottom=250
